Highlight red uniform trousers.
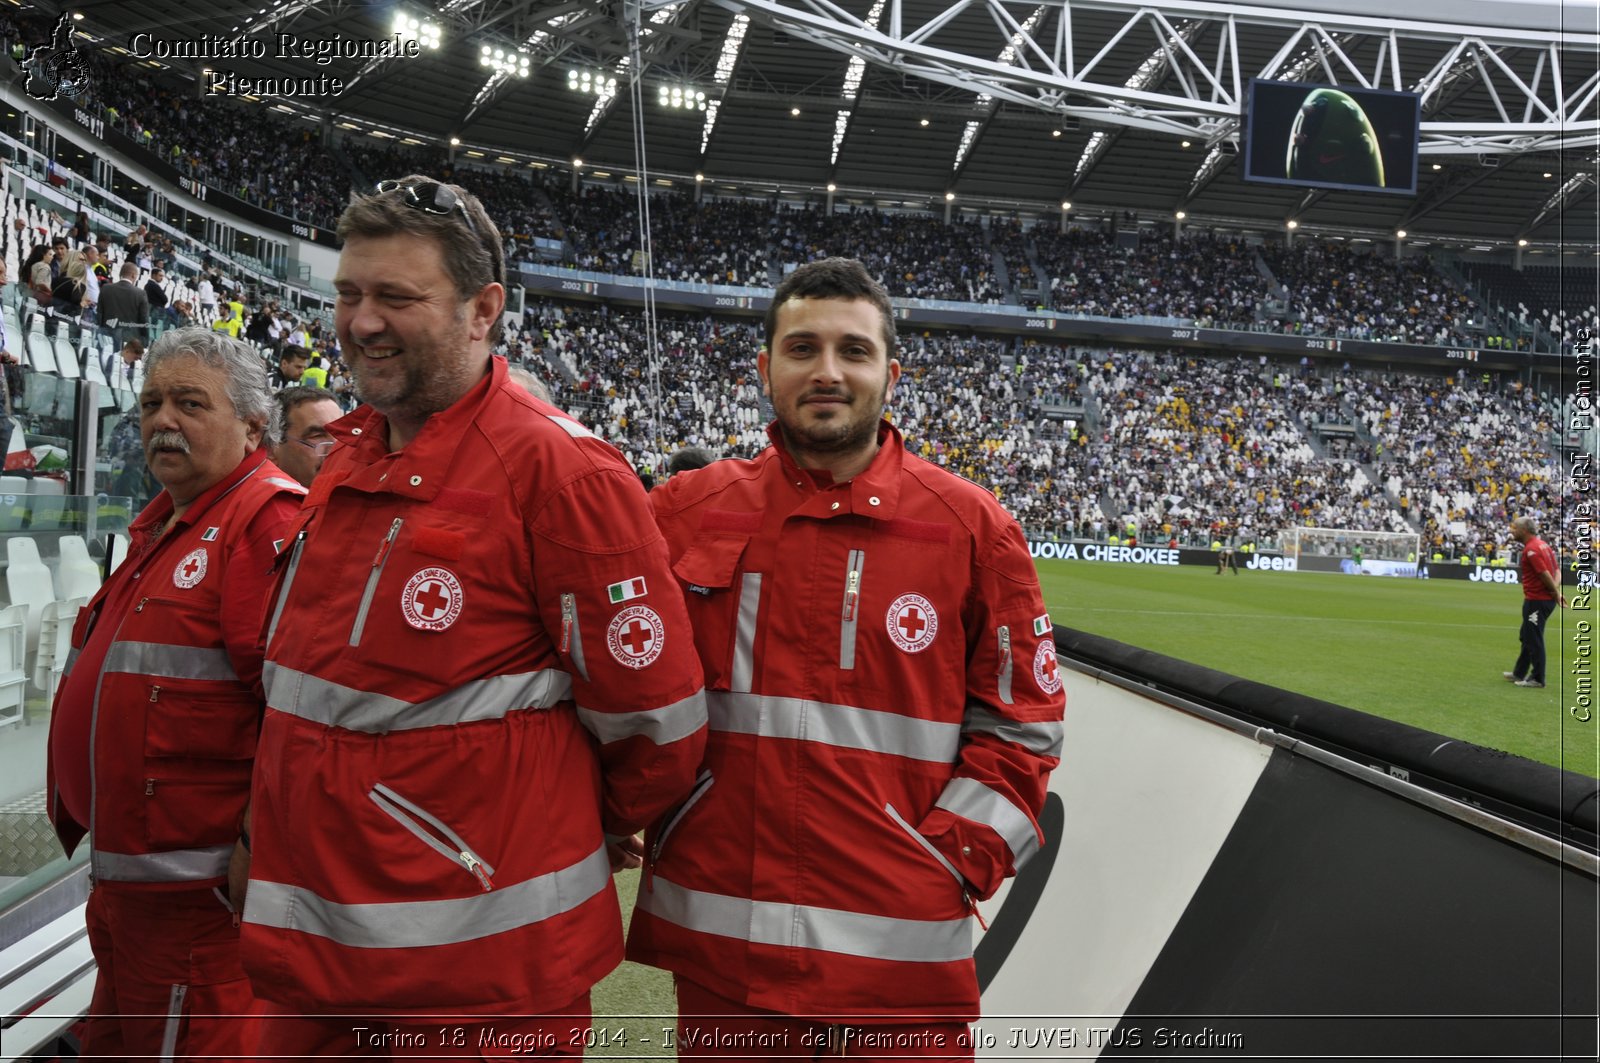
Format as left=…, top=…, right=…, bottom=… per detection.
left=255, top=994, right=591, bottom=1060
left=675, top=980, right=973, bottom=1062
left=81, top=885, right=262, bottom=1062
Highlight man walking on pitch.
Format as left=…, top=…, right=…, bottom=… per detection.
left=1504, top=515, right=1565, bottom=688
left=628, top=257, right=1064, bottom=1060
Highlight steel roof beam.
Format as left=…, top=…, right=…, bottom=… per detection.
left=715, top=0, right=1599, bottom=154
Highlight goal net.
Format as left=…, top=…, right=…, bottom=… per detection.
left=1286, top=526, right=1422, bottom=576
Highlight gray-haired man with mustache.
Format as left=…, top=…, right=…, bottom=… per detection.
left=46, top=328, right=306, bottom=1057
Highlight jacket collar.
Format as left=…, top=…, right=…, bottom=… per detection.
left=321, top=356, right=502, bottom=503
left=767, top=419, right=904, bottom=521
left=130, top=447, right=274, bottom=548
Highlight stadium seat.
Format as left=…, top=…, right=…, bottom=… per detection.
left=0, top=603, right=27, bottom=728
left=55, top=535, right=100, bottom=601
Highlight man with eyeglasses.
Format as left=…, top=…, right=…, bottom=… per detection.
left=241, top=176, right=707, bottom=1055
left=270, top=385, right=342, bottom=487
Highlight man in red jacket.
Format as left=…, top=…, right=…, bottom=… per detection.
left=1505, top=515, right=1566, bottom=687
left=46, top=327, right=305, bottom=1059
left=242, top=177, right=706, bottom=1055
left=628, top=258, right=1065, bottom=1060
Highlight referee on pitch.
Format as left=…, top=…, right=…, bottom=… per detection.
left=1504, top=515, right=1565, bottom=688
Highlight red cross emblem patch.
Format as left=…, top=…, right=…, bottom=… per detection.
left=401, top=567, right=464, bottom=632
left=1033, top=640, right=1062, bottom=695
left=172, top=548, right=208, bottom=589
left=607, top=605, right=665, bottom=669
left=886, top=593, right=938, bottom=653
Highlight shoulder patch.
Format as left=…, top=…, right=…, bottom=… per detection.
left=1033, top=640, right=1062, bottom=695
left=608, top=605, right=665, bottom=668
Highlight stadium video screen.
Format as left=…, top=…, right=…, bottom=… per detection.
left=1244, top=79, right=1421, bottom=196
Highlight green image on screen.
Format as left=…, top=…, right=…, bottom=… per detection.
left=1285, top=88, right=1386, bottom=189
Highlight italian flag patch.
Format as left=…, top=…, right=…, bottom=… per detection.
left=1033, top=614, right=1052, bottom=636
left=607, top=577, right=648, bottom=604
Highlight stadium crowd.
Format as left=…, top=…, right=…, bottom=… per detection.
left=1344, top=370, right=1563, bottom=560
left=1034, top=229, right=1268, bottom=328
left=502, top=298, right=1566, bottom=561
left=0, top=13, right=1578, bottom=568
left=1261, top=241, right=1481, bottom=347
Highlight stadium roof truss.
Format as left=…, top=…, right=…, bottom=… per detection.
left=64, top=0, right=1600, bottom=246
left=723, top=0, right=1599, bottom=154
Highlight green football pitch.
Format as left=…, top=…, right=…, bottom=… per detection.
left=1038, top=558, right=1599, bottom=779
left=589, top=557, right=1600, bottom=1049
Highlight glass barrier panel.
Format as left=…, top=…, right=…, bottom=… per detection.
left=0, top=498, right=133, bottom=894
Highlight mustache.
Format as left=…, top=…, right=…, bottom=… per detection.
left=146, top=430, right=190, bottom=456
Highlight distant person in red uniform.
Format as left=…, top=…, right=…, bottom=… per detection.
left=1504, top=515, right=1565, bottom=688
left=45, top=327, right=305, bottom=1059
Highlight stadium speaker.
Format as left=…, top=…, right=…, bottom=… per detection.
left=1062, top=116, right=1081, bottom=132
left=1220, top=140, right=1239, bottom=155
left=1478, top=154, right=1501, bottom=168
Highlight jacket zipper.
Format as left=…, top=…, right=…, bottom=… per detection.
left=647, top=769, right=714, bottom=891
left=885, top=802, right=990, bottom=931
left=349, top=518, right=403, bottom=647
left=884, top=801, right=967, bottom=888
left=560, top=592, right=588, bottom=681
left=368, top=782, right=495, bottom=891
left=839, top=549, right=865, bottom=670
left=996, top=625, right=1014, bottom=706
left=265, top=528, right=308, bottom=645
left=159, top=983, right=188, bottom=1062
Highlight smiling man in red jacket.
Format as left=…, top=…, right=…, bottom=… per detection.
left=629, top=257, right=1065, bottom=1060
left=241, top=177, right=706, bottom=1056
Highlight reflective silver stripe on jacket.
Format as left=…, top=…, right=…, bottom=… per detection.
left=103, top=642, right=238, bottom=681
left=546, top=414, right=597, bottom=439
left=963, top=704, right=1064, bottom=758
left=93, top=843, right=234, bottom=882
left=638, top=875, right=973, bottom=964
left=934, top=777, right=1040, bottom=869
left=264, top=664, right=573, bottom=732
left=244, top=845, right=610, bottom=949
left=63, top=645, right=81, bottom=678
left=578, top=689, right=707, bottom=746
left=730, top=573, right=761, bottom=692
left=707, top=691, right=960, bottom=764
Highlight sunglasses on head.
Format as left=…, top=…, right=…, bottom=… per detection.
left=375, top=179, right=479, bottom=237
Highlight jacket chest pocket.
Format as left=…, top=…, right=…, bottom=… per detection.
left=142, top=679, right=259, bottom=761
left=672, top=537, right=755, bottom=691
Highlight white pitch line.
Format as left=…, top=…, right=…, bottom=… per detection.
left=1070, top=608, right=1504, bottom=629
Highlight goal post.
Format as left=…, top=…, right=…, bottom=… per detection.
left=1286, top=526, right=1423, bottom=577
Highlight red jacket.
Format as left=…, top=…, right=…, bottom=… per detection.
left=1520, top=535, right=1559, bottom=600
left=627, top=422, right=1063, bottom=1020
left=46, top=448, right=304, bottom=886
left=242, top=359, right=707, bottom=1016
